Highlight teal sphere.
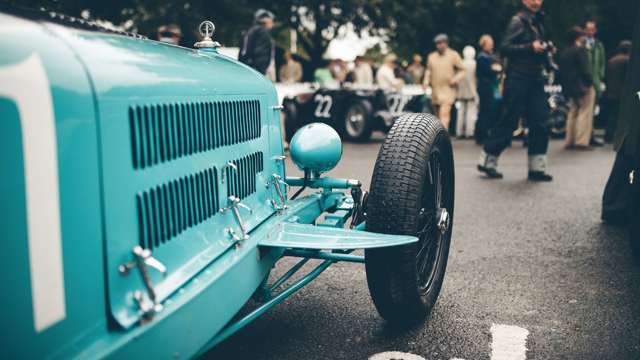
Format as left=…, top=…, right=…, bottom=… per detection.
left=289, top=123, right=343, bottom=173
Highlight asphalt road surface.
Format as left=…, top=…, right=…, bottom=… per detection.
left=205, top=135, right=640, bottom=360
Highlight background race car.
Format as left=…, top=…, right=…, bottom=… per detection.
left=280, top=84, right=431, bottom=142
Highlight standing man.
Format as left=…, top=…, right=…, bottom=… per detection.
left=239, top=9, right=275, bottom=79
left=584, top=20, right=607, bottom=146
left=406, top=54, right=425, bottom=84
left=279, top=52, right=303, bottom=83
left=604, top=40, right=632, bottom=142
left=559, top=27, right=595, bottom=150
left=456, top=45, right=479, bottom=139
left=423, top=34, right=466, bottom=130
left=602, top=28, right=639, bottom=226
left=477, top=0, right=554, bottom=181
left=475, top=34, right=503, bottom=144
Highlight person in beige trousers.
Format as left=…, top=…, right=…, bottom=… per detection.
left=566, top=87, right=595, bottom=148
left=559, top=26, right=595, bottom=150
left=423, top=34, right=466, bottom=130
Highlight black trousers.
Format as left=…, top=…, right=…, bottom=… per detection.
left=483, top=72, right=550, bottom=156
left=604, top=98, right=620, bottom=143
left=475, top=81, right=497, bottom=143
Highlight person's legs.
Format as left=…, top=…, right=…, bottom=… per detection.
left=479, top=73, right=529, bottom=178
left=439, top=102, right=452, bottom=130
left=590, top=94, right=604, bottom=147
left=457, top=100, right=468, bottom=137
left=475, top=85, right=493, bottom=143
left=466, top=100, right=478, bottom=138
left=525, top=77, right=552, bottom=181
left=432, top=104, right=440, bottom=119
left=605, top=99, right=620, bottom=143
left=565, top=98, right=578, bottom=147
left=575, top=87, right=595, bottom=147
left=483, top=74, right=528, bottom=155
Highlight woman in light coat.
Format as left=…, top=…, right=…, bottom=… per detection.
left=456, top=45, right=479, bottom=138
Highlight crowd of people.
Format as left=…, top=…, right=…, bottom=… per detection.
left=149, top=1, right=638, bottom=228
left=222, top=0, right=633, bottom=184
left=153, top=4, right=631, bottom=158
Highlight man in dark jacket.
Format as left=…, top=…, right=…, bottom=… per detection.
left=239, top=9, right=275, bottom=78
left=604, top=40, right=632, bottom=142
left=559, top=26, right=595, bottom=150
left=602, top=16, right=640, bottom=228
left=477, top=0, right=554, bottom=181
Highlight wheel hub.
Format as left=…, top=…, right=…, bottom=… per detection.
left=436, top=208, right=450, bottom=234
left=349, top=114, right=363, bottom=123
left=346, top=111, right=365, bottom=137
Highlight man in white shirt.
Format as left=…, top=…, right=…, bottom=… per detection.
left=376, top=54, right=404, bottom=89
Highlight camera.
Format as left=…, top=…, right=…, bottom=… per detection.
left=539, top=41, right=556, bottom=53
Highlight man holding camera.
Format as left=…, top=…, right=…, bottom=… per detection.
left=478, top=0, right=554, bottom=181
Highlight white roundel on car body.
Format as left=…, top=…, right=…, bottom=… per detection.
left=0, top=53, right=65, bottom=332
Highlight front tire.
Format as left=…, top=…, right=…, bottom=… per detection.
left=365, top=113, right=455, bottom=326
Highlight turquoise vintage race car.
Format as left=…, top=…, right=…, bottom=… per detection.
left=0, top=7, right=455, bottom=359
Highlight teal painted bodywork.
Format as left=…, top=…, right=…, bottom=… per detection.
left=48, top=21, right=281, bottom=329
left=0, top=11, right=417, bottom=359
left=259, top=223, right=417, bottom=250
left=289, top=122, right=343, bottom=173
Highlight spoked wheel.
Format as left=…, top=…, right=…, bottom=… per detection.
left=365, top=113, right=454, bottom=326
left=417, top=151, right=452, bottom=295
left=342, top=100, right=373, bottom=142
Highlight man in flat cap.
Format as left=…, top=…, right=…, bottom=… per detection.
left=423, top=33, right=466, bottom=130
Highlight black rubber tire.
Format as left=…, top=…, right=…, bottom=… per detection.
left=341, top=99, right=374, bottom=142
left=365, top=113, right=455, bottom=326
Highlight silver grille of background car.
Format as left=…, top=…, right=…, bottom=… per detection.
left=128, top=100, right=261, bottom=169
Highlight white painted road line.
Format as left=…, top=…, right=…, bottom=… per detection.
left=490, top=324, right=529, bottom=360
left=369, top=323, right=530, bottom=360
left=369, top=351, right=426, bottom=360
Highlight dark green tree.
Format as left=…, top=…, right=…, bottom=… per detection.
left=4, top=0, right=638, bottom=71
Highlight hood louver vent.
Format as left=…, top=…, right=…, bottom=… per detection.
left=129, top=100, right=261, bottom=169
left=136, top=166, right=219, bottom=250
left=226, top=152, right=264, bottom=200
